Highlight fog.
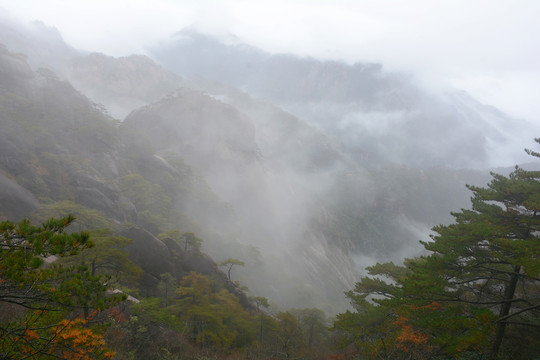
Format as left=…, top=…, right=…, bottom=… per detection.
left=0, top=1, right=539, bottom=313
left=1, top=0, right=539, bottom=122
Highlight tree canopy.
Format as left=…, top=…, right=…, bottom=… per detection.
left=334, top=139, right=540, bottom=360
left=0, top=215, right=123, bottom=359
left=219, top=258, right=245, bottom=281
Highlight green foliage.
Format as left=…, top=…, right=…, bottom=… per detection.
left=0, top=215, right=124, bottom=359
left=131, top=297, right=182, bottom=331
left=289, top=308, right=330, bottom=357
left=181, top=232, right=203, bottom=253
left=250, top=296, right=270, bottom=312
left=335, top=139, right=540, bottom=360
left=118, top=174, right=171, bottom=232
left=110, top=298, right=192, bottom=359
left=32, top=201, right=112, bottom=230
left=58, top=229, right=143, bottom=289
left=169, top=272, right=255, bottom=350
left=158, top=273, right=177, bottom=307
left=219, top=258, right=245, bottom=281
left=275, top=311, right=304, bottom=359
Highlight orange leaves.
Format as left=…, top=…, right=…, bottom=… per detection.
left=1, top=217, right=118, bottom=359
left=11, top=315, right=115, bottom=360
left=27, top=317, right=114, bottom=360
left=25, top=329, right=40, bottom=340
left=392, top=302, right=443, bottom=353
left=393, top=316, right=430, bottom=351
left=54, top=318, right=107, bottom=350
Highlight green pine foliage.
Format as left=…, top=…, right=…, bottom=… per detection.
left=169, top=272, right=255, bottom=349
left=334, top=139, right=540, bottom=360
left=0, top=215, right=124, bottom=359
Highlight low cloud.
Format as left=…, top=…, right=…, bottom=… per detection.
left=1, top=0, right=539, bottom=123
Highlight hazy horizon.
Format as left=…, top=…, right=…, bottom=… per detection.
left=1, top=0, right=539, bottom=125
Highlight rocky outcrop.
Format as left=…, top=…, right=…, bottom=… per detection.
left=119, top=226, right=255, bottom=311
left=0, top=22, right=514, bottom=313
left=161, top=237, right=254, bottom=310
left=121, top=227, right=174, bottom=276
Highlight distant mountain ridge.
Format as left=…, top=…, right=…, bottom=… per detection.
left=152, top=29, right=536, bottom=169
left=0, top=38, right=360, bottom=311
left=1, top=20, right=524, bottom=313
left=69, top=52, right=185, bottom=119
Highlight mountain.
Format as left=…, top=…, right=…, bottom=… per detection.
left=152, top=29, right=537, bottom=169
left=0, top=18, right=79, bottom=71
left=68, top=52, right=185, bottom=119
left=0, top=41, right=233, bottom=252
left=0, top=21, right=520, bottom=313
left=120, top=87, right=361, bottom=310
left=58, top=46, right=492, bottom=311
left=0, top=38, right=356, bottom=311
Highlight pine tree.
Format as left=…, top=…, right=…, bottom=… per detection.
left=335, top=139, right=540, bottom=359
left=0, top=215, right=124, bottom=359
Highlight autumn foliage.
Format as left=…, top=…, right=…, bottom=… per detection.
left=17, top=316, right=115, bottom=360
left=0, top=216, right=122, bottom=359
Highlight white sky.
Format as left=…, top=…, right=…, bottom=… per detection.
left=1, top=0, right=539, bottom=123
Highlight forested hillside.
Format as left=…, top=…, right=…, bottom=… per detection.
left=0, top=17, right=538, bottom=360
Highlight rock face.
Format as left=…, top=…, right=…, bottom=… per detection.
left=68, top=53, right=184, bottom=119
left=121, top=87, right=362, bottom=310
left=123, top=89, right=263, bottom=208
left=161, top=237, right=254, bottom=310
left=1, top=20, right=521, bottom=313
left=121, top=226, right=254, bottom=310
left=0, top=45, right=126, bottom=222
left=0, top=43, right=228, bottom=226
left=0, top=27, right=326, bottom=312
left=122, top=226, right=173, bottom=277
left=152, top=30, right=537, bottom=169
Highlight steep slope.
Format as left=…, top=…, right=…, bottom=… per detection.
left=152, top=29, right=536, bottom=169
left=64, top=48, right=496, bottom=310
left=0, top=42, right=354, bottom=311
left=68, top=52, right=185, bottom=119
left=0, top=19, right=184, bottom=120
left=0, top=43, right=123, bottom=220
left=167, top=77, right=494, bottom=254
left=0, top=18, right=79, bottom=72
left=0, top=21, right=506, bottom=312
left=0, top=43, right=235, bottom=237
left=0, top=43, right=257, bottom=312
left=122, top=88, right=360, bottom=311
